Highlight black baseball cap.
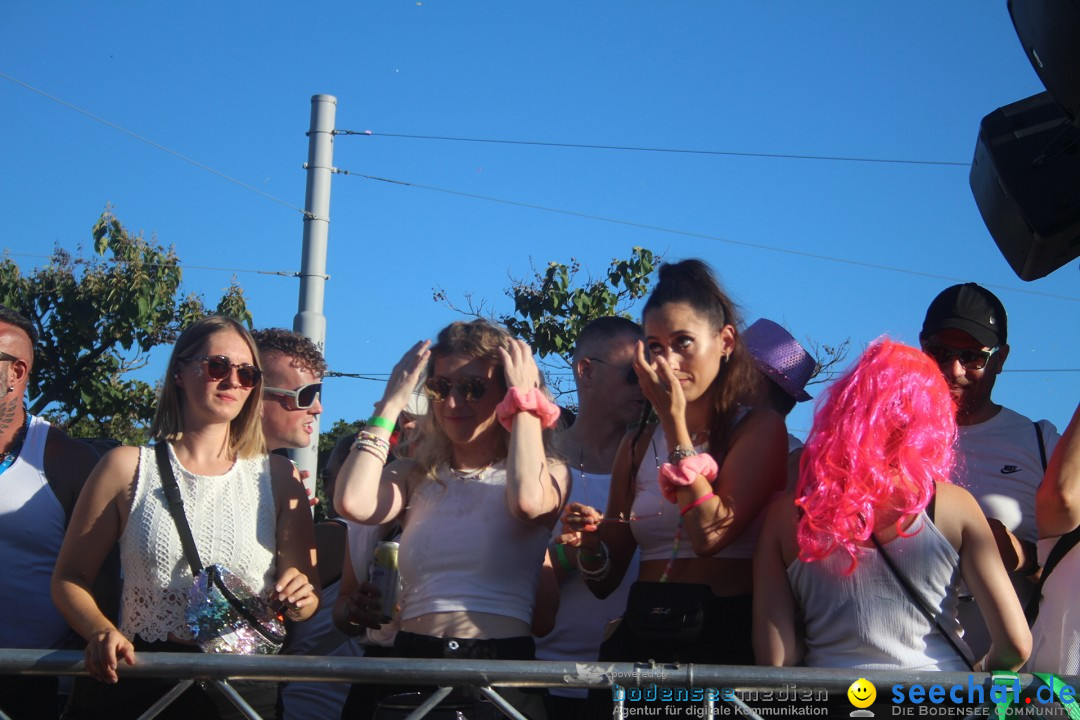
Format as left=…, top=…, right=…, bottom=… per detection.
left=921, top=283, right=1007, bottom=349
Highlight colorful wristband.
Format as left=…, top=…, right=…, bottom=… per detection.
left=367, top=415, right=395, bottom=432
left=680, top=491, right=716, bottom=516
left=553, top=543, right=572, bottom=573
left=495, top=387, right=561, bottom=431
left=658, top=453, right=719, bottom=503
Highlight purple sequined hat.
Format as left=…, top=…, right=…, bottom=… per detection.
left=742, top=319, right=815, bottom=403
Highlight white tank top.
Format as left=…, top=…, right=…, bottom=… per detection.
left=119, top=443, right=277, bottom=642
left=397, top=462, right=550, bottom=625
left=0, top=415, right=72, bottom=648
left=630, top=424, right=765, bottom=561
left=787, top=511, right=972, bottom=670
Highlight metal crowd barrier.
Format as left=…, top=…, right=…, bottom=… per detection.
left=1, top=650, right=1078, bottom=720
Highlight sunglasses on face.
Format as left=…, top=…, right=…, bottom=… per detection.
left=587, top=357, right=638, bottom=385
left=264, top=382, right=322, bottom=409
left=0, top=351, right=21, bottom=364
left=921, top=343, right=1000, bottom=371
left=183, top=354, right=262, bottom=388
left=423, top=375, right=491, bottom=403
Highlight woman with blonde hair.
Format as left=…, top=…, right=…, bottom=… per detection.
left=53, top=315, right=318, bottom=719
left=753, top=339, right=1030, bottom=672
left=335, top=319, right=569, bottom=719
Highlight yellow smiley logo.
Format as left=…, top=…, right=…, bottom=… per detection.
left=847, top=678, right=876, bottom=709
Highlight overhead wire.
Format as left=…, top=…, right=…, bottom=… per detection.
left=3, top=72, right=1074, bottom=303
left=0, top=72, right=314, bottom=219
left=336, top=129, right=972, bottom=167
left=335, top=169, right=1080, bottom=304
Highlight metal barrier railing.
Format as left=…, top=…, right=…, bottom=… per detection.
left=2, top=650, right=1078, bottom=720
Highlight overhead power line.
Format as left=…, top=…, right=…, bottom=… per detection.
left=0, top=72, right=312, bottom=219
left=335, top=168, right=1080, bottom=304
left=337, top=129, right=972, bottom=168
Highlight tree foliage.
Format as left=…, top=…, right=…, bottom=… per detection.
left=0, top=209, right=252, bottom=444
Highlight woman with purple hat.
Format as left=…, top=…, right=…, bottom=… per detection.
left=742, top=318, right=816, bottom=490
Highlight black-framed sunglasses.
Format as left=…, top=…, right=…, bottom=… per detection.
left=921, top=343, right=1000, bottom=371
left=587, top=356, right=638, bottom=386
left=264, top=382, right=322, bottom=409
left=423, top=375, right=490, bottom=403
left=0, top=351, right=21, bottom=364
left=182, top=354, right=262, bottom=389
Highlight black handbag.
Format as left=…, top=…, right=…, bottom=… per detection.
left=623, top=580, right=711, bottom=644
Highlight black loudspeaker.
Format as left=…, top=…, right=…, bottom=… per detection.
left=970, top=92, right=1080, bottom=281
left=1009, top=0, right=1080, bottom=123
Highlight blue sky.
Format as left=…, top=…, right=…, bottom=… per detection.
left=1, top=2, right=1077, bottom=440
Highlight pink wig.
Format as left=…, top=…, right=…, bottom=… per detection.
left=795, top=338, right=957, bottom=572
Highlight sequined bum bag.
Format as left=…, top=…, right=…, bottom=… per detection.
left=155, top=443, right=286, bottom=655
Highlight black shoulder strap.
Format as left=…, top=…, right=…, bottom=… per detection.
left=1026, top=523, right=1080, bottom=625
left=871, top=532, right=974, bottom=669
left=1034, top=422, right=1048, bottom=472
left=155, top=443, right=204, bottom=576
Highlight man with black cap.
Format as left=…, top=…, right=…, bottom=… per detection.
left=920, top=282, right=1060, bottom=660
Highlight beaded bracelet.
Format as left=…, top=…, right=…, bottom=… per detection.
left=355, top=442, right=388, bottom=464
left=577, top=541, right=610, bottom=581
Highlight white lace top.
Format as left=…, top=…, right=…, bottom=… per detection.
left=119, top=444, right=278, bottom=642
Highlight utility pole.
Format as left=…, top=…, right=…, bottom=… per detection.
left=293, top=93, right=336, bottom=506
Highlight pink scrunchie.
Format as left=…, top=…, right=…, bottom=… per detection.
left=495, top=387, right=562, bottom=431
left=658, top=453, right=719, bottom=503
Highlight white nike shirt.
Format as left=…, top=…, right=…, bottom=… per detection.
left=955, top=406, right=1059, bottom=545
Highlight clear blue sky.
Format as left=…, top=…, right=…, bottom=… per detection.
left=2, top=2, right=1077, bottom=440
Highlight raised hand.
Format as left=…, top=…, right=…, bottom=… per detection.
left=633, top=340, right=686, bottom=425
left=498, top=338, right=542, bottom=391
left=378, top=340, right=431, bottom=417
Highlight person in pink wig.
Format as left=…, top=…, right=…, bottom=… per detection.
left=753, top=339, right=1030, bottom=672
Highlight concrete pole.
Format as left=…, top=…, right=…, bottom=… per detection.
left=292, top=94, right=336, bottom=507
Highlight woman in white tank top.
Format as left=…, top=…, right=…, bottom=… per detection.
left=559, top=259, right=788, bottom=681
left=753, top=339, right=1030, bottom=674
left=335, top=319, right=570, bottom=720
left=52, top=316, right=318, bottom=719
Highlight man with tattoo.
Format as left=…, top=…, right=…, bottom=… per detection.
left=0, top=305, right=103, bottom=719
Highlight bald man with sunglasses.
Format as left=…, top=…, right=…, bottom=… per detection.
left=919, top=283, right=1061, bottom=661
left=0, top=305, right=105, bottom=719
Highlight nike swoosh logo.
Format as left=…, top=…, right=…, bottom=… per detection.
left=1000, top=466, right=1020, bottom=474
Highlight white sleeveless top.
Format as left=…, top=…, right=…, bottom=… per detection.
left=630, top=424, right=765, bottom=561
left=787, top=511, right=972, bottom=670
left=0, top=415, right=72, bottom=649
left=119, top=444, right=277, bottom=642
left=397, top=462, right=550, bottom=625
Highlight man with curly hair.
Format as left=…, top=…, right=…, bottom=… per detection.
left=251, top=328, right=326, bottom=453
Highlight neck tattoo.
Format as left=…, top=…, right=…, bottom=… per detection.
left=0, top=409, right=29, bottom=471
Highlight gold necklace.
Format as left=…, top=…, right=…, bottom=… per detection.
left=449, top=461, right=494, bottom=480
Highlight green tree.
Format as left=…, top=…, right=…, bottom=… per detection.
left=0, top=209, right=252, bottom=444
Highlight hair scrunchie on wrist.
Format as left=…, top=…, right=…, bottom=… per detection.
left=495, top=387, right=561, bottom=431
left=658, top=453, right=719, bottom=503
